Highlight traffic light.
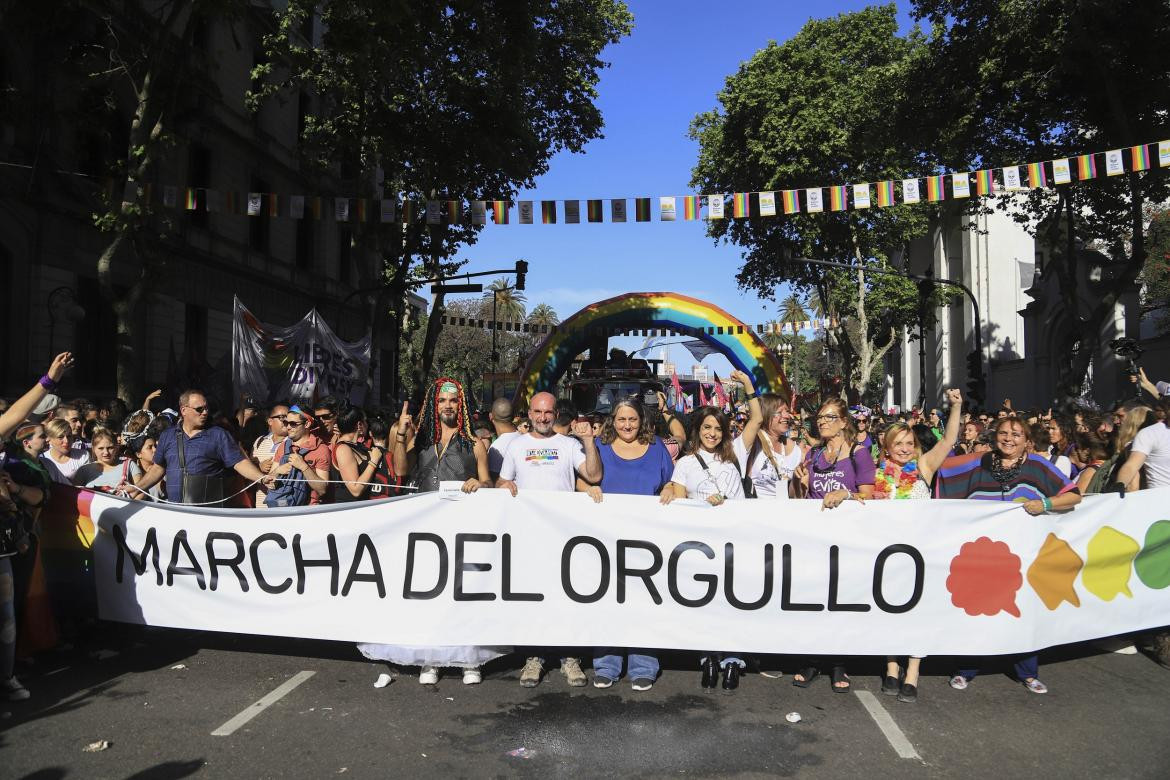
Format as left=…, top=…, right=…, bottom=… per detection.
left=515, top=259, right=528, bottom=290
left=965, top=349, right=986, bottom=407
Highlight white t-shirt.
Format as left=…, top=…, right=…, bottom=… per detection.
left=733, top=436, right=802, bottom=499
left=1045, top=452, right=1073, bottom=479
left=498, top=433, right=586, bottom=492
left=488, top=431, right=522, bottom=478
left=1132, top=422, right=1170, bottom=489
left=252, top=433, right=286, bottom=508
left=42, top=448, right=91, bottom=481
left=670, top=452, right=745, bottom=501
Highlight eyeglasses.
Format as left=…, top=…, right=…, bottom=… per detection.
left=816, top=414, right=841, bottom=422
left=269, top=415, right=286, bottom=421
left=285, top=419, right=304, bottom=428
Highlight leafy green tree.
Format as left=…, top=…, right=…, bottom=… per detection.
left=256, top=0, right=632, bottom=406
left=484, top=278, right=526, bottom=324
left=908, top=0, right=1170, bottom=401
left=690, top=5, right=949, bottom=401
left=1142, top=210, right=1170, bottom=334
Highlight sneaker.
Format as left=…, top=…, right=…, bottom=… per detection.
left=1022, top=677, right=1048, bottom=694
left=593, top=675, right=616, bottom=689
left=562, top=657, right=587, bottom=687
left=630, top=677, right=654, bottom=692
left=462, top=669, right=482, bottom=685
left=2, top=677, right=30, bottom=701
left=520, top=657, right=544, bottom=688
left=419, top=666, right=440, bottom=685
left=948, top=675, right=969, bottom=691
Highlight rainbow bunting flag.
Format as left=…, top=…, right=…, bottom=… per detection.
left=926, top=175, right=944, bottom=202
left=875, top=181, right=895, bottom=207
left=683, top=195, right=700, bottom=220
left=446, top=199, right=463, bottom=223
left=491, top=200, right=509, bottom=224
left=400, top=199, right=414, bottom=223
left=310, top=196, right=323, bottom=220
left=184, top=188, right=198, bottom=210
left=587, top=199, right=603, bottom=222
left=829, top=185, right=847, bottom=211
left=781, top=189, right=800, bottom=214
left=1027, top=162, right=1047, bottom=188
left=1077, top=154, right=1097, bottom=180
left=975, top=169, right=994, bottom=196
left=225, top=191, right=239, bottom=214
left=635, top=197, right=651, bottom=222
left=541, top=200, right=556, bottom=224
left=1160, top=140, right=1170, bottom=167
left=1131, top=144, right=1151, bottom=172
left=732, top=192, right=750, bottom=218
left=268, top=193, right=280, bottom=218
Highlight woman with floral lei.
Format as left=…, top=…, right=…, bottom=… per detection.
left=873, top=387, right=963, bottom=703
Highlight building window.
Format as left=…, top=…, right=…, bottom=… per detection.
left=338, top=227, right=352, bottom=283
left=186, top=144, right=211, bottom=229
left=250, top=176, right=270, bottom=254
left=185, top=302, right=208, bottom=368
left=295, top=217, right=314, bottom=270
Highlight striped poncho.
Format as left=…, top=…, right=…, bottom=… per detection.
left=933, top=452, right=1079, bottom=502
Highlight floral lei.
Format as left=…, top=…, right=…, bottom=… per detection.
left=874, top=460, right=920, bottom=499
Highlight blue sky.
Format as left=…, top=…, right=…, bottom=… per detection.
left=459, top=0, right=916, bottom=373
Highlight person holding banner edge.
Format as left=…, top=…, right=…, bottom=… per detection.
left=935, top=415, right=1082, bottom=694
left=660, top=372, right=761, bottom=691
left=872, top=387, right=964, bottom=704
left=790, top=397, right=877, bottom=693
left=363, top=377, right=501, bottom=687
left=579, top=395, right=676, bottom=691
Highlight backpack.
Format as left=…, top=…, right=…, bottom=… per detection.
left=1084, top=454, right=1122, bottom=495
left=264, top=440, right=313, bottom=507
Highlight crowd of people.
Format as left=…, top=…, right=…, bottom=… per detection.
left=2, top=352, right=1169, bottom=705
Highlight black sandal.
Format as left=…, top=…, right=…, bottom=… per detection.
left=792, top=666, right=819, bottom=688
left=830, top=666, right=851, bottom=693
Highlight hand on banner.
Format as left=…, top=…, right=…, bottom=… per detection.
left=659, top=484, right=677, bottom=505
left=461, top=477, right=483, bottom=494
left=497, top=478, right=518, bottom=497
left=586, top=485, right=603, bottom=503
left=1022, top=499, right=1047, bottom=516
left=822, top=488, right=862, bottom=511
left=707, top=493, right=726, bottom=507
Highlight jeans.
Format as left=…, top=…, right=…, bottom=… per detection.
left=958, top=653, right=1039, bottom=681
left=593, top=648, right=660, bottom=680
left=1, top=556, right=15, bottom=681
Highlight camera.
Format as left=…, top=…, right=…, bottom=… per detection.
left=1110, top=337, right=1145, bottom=395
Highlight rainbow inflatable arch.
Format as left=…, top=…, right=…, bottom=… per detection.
left=514, top=292, right=788, bottom=405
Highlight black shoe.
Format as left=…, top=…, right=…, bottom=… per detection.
left=897, top=682, right=918, bottom=703
left=701, top=656, right=719, bottom=689
left=881, top=674, right=901, bottom=695
left=722, top=664, right=740, bottom=691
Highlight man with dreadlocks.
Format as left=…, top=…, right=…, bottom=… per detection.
left=361, top=377, right=502, bottom=687
left=391, top=377, right=490, bottom=494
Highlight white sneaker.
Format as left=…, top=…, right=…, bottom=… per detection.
left=520, top=657, right=544, bottom=688
left=419, top=666, right=440, bottom=685
left=462, top=669, right=482, bottom=685
left=948, top=675, right=969, bottom=691
left=2, top=676, right=30, bottom=701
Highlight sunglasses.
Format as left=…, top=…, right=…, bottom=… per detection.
left=186, top=405, right=208, bottom=414
left=315, top=413, right=335, bottom=421
left=269, top=415, right=286, bottom=421
left=285, top=419, right=305, bottom=428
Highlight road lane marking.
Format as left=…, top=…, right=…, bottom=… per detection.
left=853, top=690, right=921, bottom=760
left=211, top=670, right=316, bottom=736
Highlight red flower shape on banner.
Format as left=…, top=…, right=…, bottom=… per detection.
left=946, top=536, right=1022, bottom=618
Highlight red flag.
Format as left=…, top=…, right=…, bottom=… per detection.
left=712, top=373, right=730, bottom=409
left=699, top=383, right=710, bottom=407
left=671, top=368, right=685, bottom=413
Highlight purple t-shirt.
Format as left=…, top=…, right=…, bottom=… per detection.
left=806, top=444, right=876, bottom=499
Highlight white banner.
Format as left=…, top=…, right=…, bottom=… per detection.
left=232, top=297, right=372, bottom=407
left=92, top=487, right=1170, bottom=655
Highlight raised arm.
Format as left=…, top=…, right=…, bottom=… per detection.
left=730, top=369, right=763, bottom=445
left=656, top=391, right=687, bottom=441
left=571, top=419, right=602, bottom=484
left=391, top=402, right=415, bottom=476
left=0, top=353, right=72, bottom=438
left=920, top=388, right=964, bottom=480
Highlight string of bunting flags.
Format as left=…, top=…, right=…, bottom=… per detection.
left=436, top=315, right=835, bottom=336
left=113, top=139, right=1169, bottom=225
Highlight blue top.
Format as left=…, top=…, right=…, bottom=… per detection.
left=154, top=425, right=245, bottom=490
left=596, top=437, right=674, bottom=496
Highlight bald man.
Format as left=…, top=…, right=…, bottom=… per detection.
left=496, top=391, right=601, bottom=689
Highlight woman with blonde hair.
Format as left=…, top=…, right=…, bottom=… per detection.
left=872, top=388, right=963, bottom=703
left=41, top=418, right=89, bottom=483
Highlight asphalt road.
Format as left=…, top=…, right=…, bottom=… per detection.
left=3, top=626, right=1170, bottom=779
